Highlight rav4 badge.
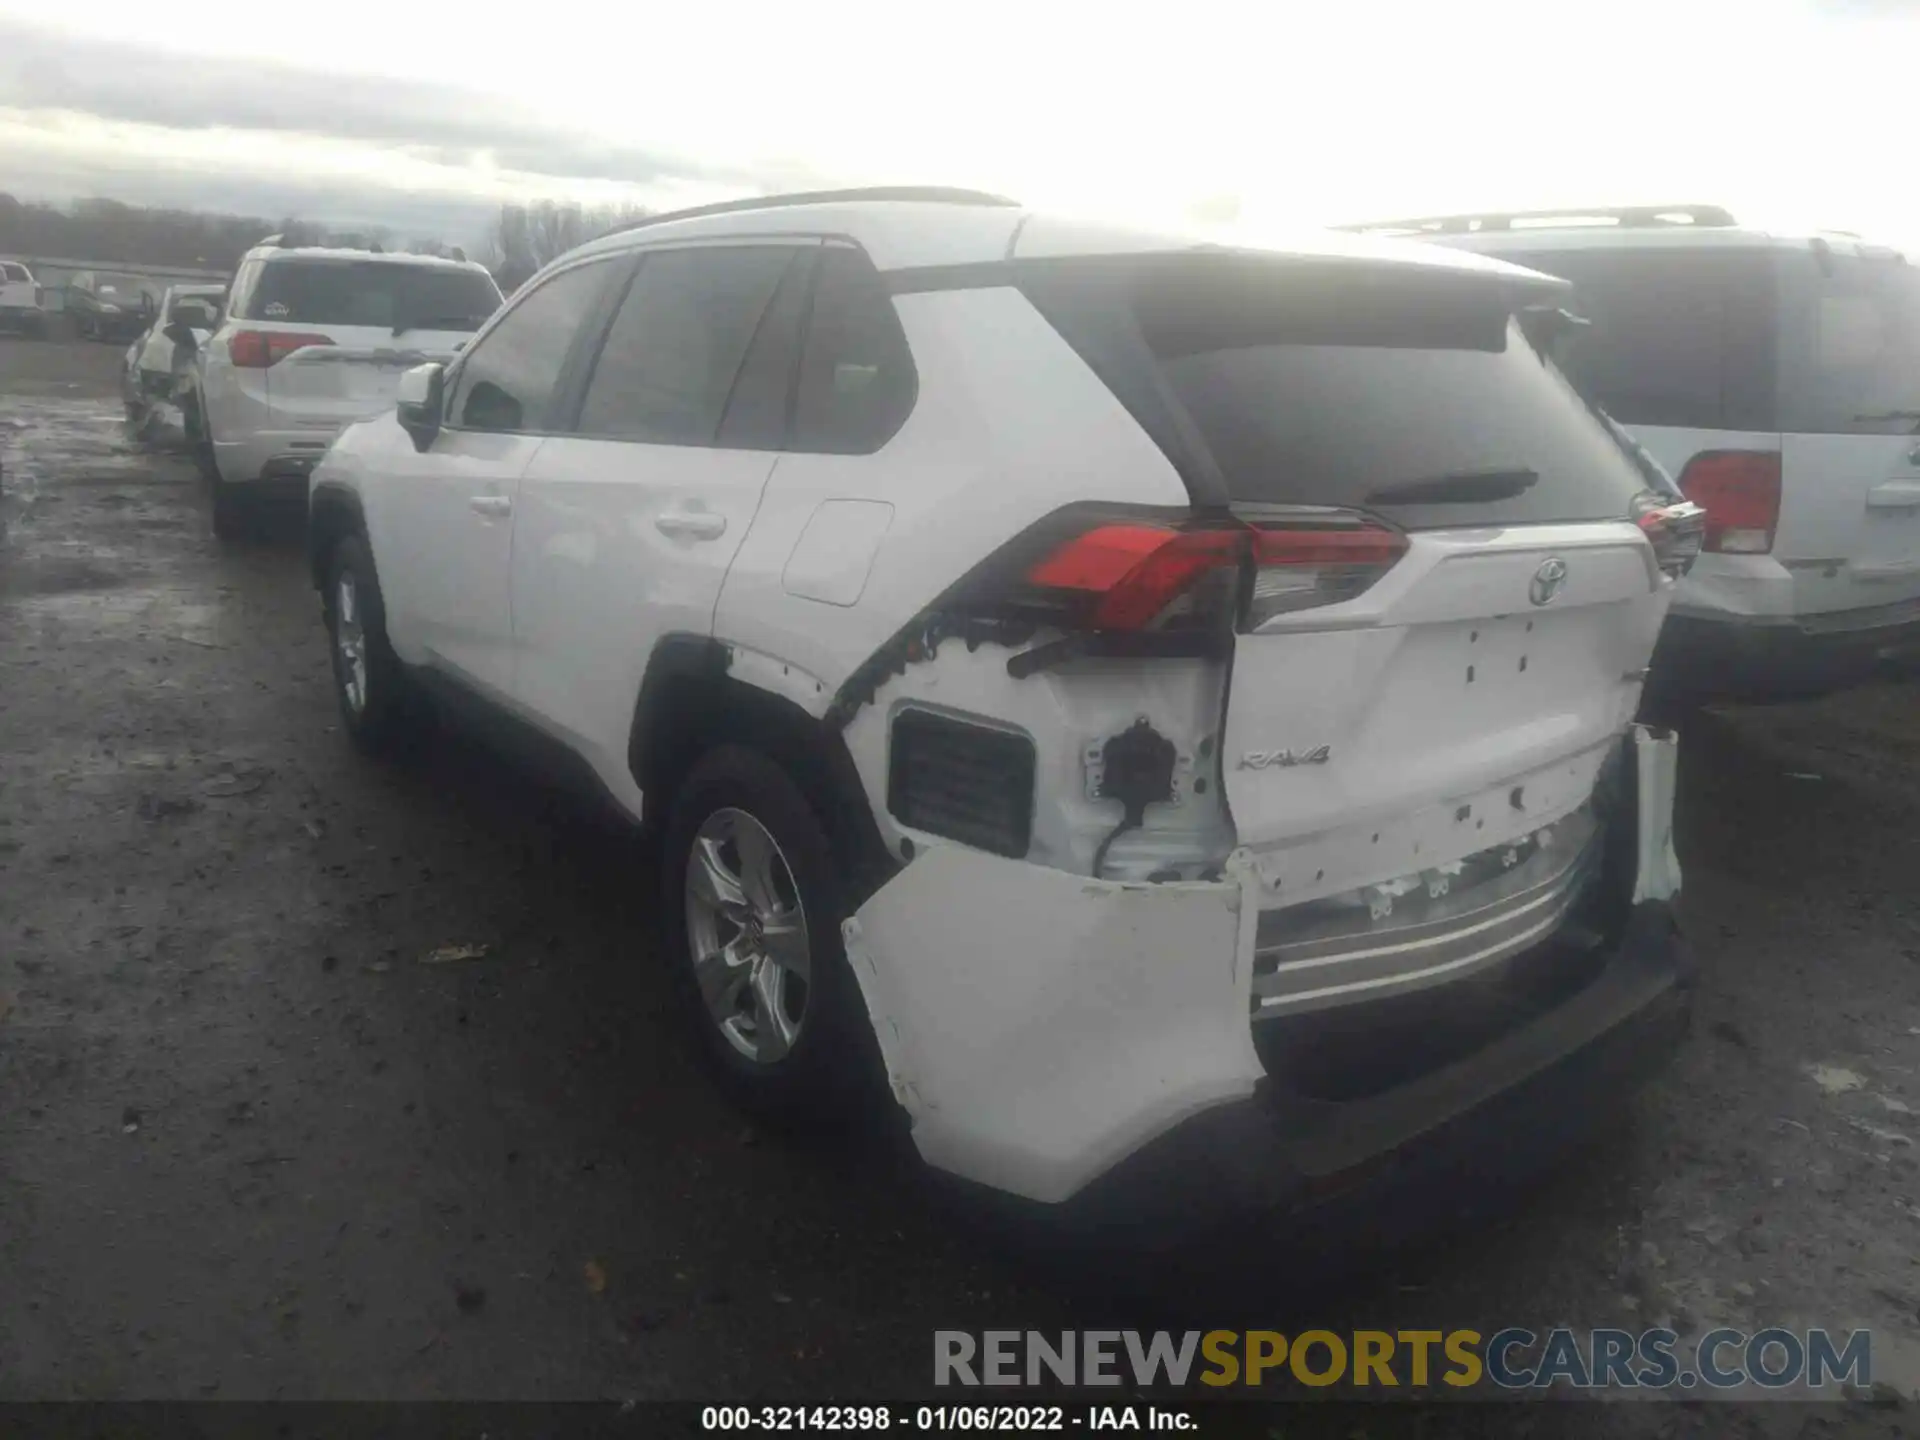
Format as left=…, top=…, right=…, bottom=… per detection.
left=1237, top=745, right=1331, bottom=770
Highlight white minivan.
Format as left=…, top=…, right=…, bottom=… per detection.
left=195, top=240, right=501, bottom=538
left=1346, top=206, right=1920, bottom=711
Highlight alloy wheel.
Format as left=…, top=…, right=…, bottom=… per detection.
left=683, top=807, right=812, bottom=1064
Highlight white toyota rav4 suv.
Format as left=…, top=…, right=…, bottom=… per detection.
left=196, top=239, right=502, bottom=538
left=1348, top=206, right=1920, bottom=713
left=307, top=188, right=1700, bottom=1232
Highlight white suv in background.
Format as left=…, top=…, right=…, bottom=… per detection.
left=1349, top=206, right=1920, bottom=712
left=194, top=240, right=501, bottom=538
left=307, top=188, right=1697, bottom=1233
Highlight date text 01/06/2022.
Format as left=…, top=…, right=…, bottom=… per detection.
left=699, top=1405, right=1197, bottom=1432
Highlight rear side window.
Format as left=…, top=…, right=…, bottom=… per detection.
left=225, top=261, right=260, bottom=319
left=448, top=259, right=615, bottom=434
left=1498, top=247, right=1777, bottom=431
left=791, top=247, right=915, bottom=453
left=574, top=246, right=797, bottom=445
left=1024, top=254, right=1648, bottom=530
left=245, top=259, right=501, bottom=332
left=1774, top=249, right=1920, bottom=435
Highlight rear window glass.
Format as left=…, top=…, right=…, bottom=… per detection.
left=2, top=263, right=29, bottom=282
left=168, top=292, right=219, bottom=320
left=792, top=248, right=916, bottom=454
left=247, top=260, right=501, bottom=332
left=1774, top=250, right=1920, bottom=435
left=1024, top=254, right=1648, bottom=530
left=1495, top=247, right=1777, bottom=432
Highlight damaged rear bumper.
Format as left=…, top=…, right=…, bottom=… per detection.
left=842, top=726, right=1690, bottom=1219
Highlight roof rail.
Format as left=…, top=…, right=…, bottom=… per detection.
left=602, top=185, right=1021, bottom=240
left=1336, top=204, right=1738, bottom=236
left=258, top=233, right=284, bottom=247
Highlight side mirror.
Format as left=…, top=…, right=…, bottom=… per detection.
left=396, top=362, right=446, bottom=451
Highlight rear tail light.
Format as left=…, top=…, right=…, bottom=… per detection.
left=964, top=506, right=1407, bottom=639
left=1023, top=524, right=1247, bottom=631
left=1246, top=521, right=1408, bottom=627
left=229, top=330, right=335, bottom=368
left=1630, top=492, right=1708, bottom=579
left=1677, top=451, right=1781, bottom=555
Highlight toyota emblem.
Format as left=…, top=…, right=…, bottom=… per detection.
left=1530, top=557, right=1569, bottom=606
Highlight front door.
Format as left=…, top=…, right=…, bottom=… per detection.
left=385, top=255, right=624, bottom=696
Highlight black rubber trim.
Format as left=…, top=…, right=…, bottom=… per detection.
left=884, top=259, right=1020, bottom=295
left=626, top=634, right=732, bottom=788
left=306, top=481, right=367, bottom=589
left=821, top=501, right=1208, bottom=729
left=629, top=634, right=900, bottom=900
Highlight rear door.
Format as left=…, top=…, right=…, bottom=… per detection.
left=1024, top=251, right=1668, bottom=901
left=1773, top=247, right=1920, bottom=611
left=246, top=258, right=502, bottom=432
left=511, top=242, right=812, bottom=783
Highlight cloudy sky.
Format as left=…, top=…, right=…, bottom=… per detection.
left=0, top=0, right=1914, bottom=247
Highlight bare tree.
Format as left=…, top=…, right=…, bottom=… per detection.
left=482, top=200, right=654, bottom=291
left=0, top=194, right=279, bottom=270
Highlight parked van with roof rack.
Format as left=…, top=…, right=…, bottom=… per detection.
left=1342, top=205, right=1920, bottom=713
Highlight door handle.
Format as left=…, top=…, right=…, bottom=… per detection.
left=469, top=494, right=512, bottom=519
left=655, top=509, right=727, bottom=541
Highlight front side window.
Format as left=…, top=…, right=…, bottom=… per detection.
left=448, top=259, right=615, bottom=434
left=574, top=246, right=797, bottom=445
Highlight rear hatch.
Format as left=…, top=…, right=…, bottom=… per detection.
left=1772, top=246, right=1920, bottom=608
left=1017, top=247, right=1668, bottom=953
left=245, top=258, right=500, bottom=430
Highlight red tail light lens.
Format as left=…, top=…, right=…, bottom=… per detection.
left=229, top=330, right=334, bottom=368
left=1025, top=525, right=1245, bottom=630
left=1010, top=511, right=1405, bottom=634
left=1677, top=451, right=1781, bottom=554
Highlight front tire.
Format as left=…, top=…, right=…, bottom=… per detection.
left=659, top=745, right=881, bottom=1127
left=323, top=535, right=421, bottom=756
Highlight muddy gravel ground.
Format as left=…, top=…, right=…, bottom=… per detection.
left=3, top=339, right=1920, bottom=1432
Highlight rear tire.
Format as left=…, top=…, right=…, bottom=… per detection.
left=323, top=534, right=422, bottom=757
left=659, top=745, right=883, bottom=1129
